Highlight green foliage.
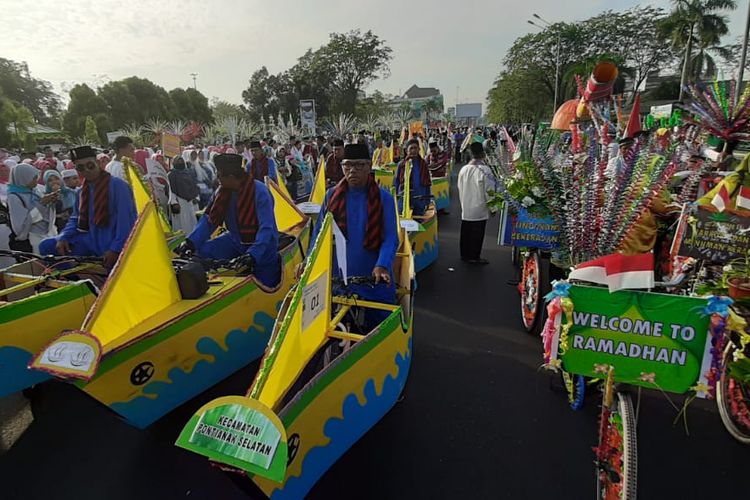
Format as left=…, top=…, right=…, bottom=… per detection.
left=2, top=99, right=35, bottom=149
left=83, top=116, right=100, bottom=145
left=503, top=160, right=549, bottom=215
left=210, top=99, right=246, bottom=123
left=487, top=69, right=552, bottom=124
left=0, top=57, right=62, bottom=125
left=490, top=6, right=677, bottom=123
left=63, top=84, right=110, bottom=139
left=660, top=0, right=737, bottom=82
left=242, top=29, right=392, bottom=121
left=169, top=88, right=213, bottom=123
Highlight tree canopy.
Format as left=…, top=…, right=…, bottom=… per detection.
left=0, top=58, right=62, bottom=126
left=242, top=29, right=392, bottom=122
left=487, top=6, right=680, bottom=124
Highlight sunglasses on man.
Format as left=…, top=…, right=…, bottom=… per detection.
left=74, top=161, right=98, bottom=172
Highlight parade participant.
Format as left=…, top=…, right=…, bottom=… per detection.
left=62, top=169, right=80, bottom=189
left=7, top=163, right=58, bottom=253
left=425, top=141, right=449, bottom=177
left=314, top=143, right=399, bottom=329
left=39, top=146, right=137, bottom=267
left=44, top=170, right=75, bottom=231
left=325, top=139, right=346, bottom=185
left=247, top=140, right=278, bottom=182
left=178, top=153, right=281, bottom=288
left=394, top=138, right=432, bottom=216
left=106, top=136, right=136, bottom=180
left=316, top=135, right=329, bottom=159
left=457, top=142, right=495, bottom=265
left=302, top=136, right=319, bottom=165
left=185, top=149, right=212, bottom=208
left=372, top=137, right=387, bottom=167
left=168, top=156, right=199, bottom=234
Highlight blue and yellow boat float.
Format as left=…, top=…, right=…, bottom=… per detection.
left=0, top=255, right=102, bottom=397
left=176, top=211, right=415, bottom=498
left=29, top=181, right=310, bottom=429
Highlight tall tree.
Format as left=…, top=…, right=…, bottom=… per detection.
left=314, top=30, right=393, bottom=114
left=2, top=100, right=36, bottom=149
left=210, top=99, right=246, bottom=122
left=62, top=83, right=111, bottom=140
left=0, top=57, right=62, bottom=126
left=660, top=0, right=737, bottom=98
left=169, top=87, right=212, bottom=123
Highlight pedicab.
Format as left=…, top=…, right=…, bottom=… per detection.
left=29, top=180, right=310, bottom=428
left=541, top=277, right=723, bottom=500
left=176, top=210, right=415, bottom=499
left=0, top=251, right=103, bottom=397
left=398, top=160, right=438, bottom=272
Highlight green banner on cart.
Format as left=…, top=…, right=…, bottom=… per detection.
left=561, top=285, right=710, bottom=393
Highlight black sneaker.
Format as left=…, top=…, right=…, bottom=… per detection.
left=468, top=258, right=489, bottom=265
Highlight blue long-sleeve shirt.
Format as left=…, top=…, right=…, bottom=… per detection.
left=188, top=181, right=278, bottom=268
left=246, top=157, right=278, bottom=183
left=393, top=158, right=431, bottom=216
left=313, top=185, right=399, bottom=279
left=58, top=176, right=137, bottom=254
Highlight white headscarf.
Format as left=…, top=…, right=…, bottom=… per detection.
left=10, top=163, right=40, bottom=187
left=183, top=149, right=207, bottom=183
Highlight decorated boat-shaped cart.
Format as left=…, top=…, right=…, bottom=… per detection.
left=177, top=212, right=415, bottom=498
left=431, top=175, right=450, bottom=212
left=0, top=255, right=102, bottom=397
left=29, top=181, right=310, bottom=428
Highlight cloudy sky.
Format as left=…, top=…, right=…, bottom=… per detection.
left=1, top=0, right=746, bottom=109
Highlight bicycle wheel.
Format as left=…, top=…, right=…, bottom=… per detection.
left=595, top=392, right=638, bottom=500
left=716, top=343, right=750, bottom=445
left=519, top=251, right=549, bottom=335
left=561, top=371, right=586, bottom=411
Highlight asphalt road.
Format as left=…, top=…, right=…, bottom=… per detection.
left=1, top=179, right=748, bottom=499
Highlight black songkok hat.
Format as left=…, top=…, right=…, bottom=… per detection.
left=249, top=140, right=262, bottom=149
left=343, top=143, right=370, bottom=161
left=332, top=138, right=345, bottom=147
left=69, top=146, right=97, bottom=161
left=214, top=153, right=244, bottom=173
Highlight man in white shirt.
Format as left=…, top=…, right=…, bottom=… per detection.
left=457, top=142, right=496, bottom=265
left=105, top=136, right=135, bottom=180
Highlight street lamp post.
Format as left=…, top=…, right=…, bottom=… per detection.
left=528, top=14, right=560, bottom=116
left=737, top=1, right=750, bottom=105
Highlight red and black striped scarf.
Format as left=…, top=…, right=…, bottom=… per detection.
left=327, top=174, right=383, bottom=251
left=78, top=171, right=112, bottom=232
left=208, top=175, right=258, bottom=244
left=250, top=156, right=269, bottom=182
left=398, top=156, right=432, bottom=187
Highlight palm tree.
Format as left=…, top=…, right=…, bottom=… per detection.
left=660, top=0, right=737, bottom=99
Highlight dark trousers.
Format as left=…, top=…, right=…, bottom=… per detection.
left=460, top=219, right=487, bottom=261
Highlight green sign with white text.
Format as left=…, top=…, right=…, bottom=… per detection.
left=176, top=396, right=288, bottom=481
left=561, top=286, right=710, bottom=393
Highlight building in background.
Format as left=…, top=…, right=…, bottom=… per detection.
left=389, top=85, right=444, bottom=125
left=455, top=103, right=483, bottom=127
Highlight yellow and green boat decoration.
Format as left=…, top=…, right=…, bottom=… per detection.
left=431, top=175, right=450, bottom=211
left=29, top=181, right=310, bottom=429
left=397, top=160, right=439, bottom=273
left=373, top=163, right=395, bottom=190
left=0, top=258, right=101, bottom=397
left=176, top=212, right=415, bottom=498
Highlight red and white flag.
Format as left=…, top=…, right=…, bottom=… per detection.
left=711, top=184, right=731, bottom=212
left=737, top=186, right=750, bottom=211
left=569, top=253, right=654, bottom=292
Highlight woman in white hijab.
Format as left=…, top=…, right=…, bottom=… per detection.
left=6, top=163, right=58, bottom=253
left=183, top=149, right=211, bottom=209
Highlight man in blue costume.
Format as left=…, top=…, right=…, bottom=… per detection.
left=178, top=153, right=281, bottom=288
left=313, top=143, right=399, bottom=331
left=246, top=140, right=278, bottom=183
left=40, top=146, right=137, bottom=268
left=393, top=138, right=432, bottom=216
